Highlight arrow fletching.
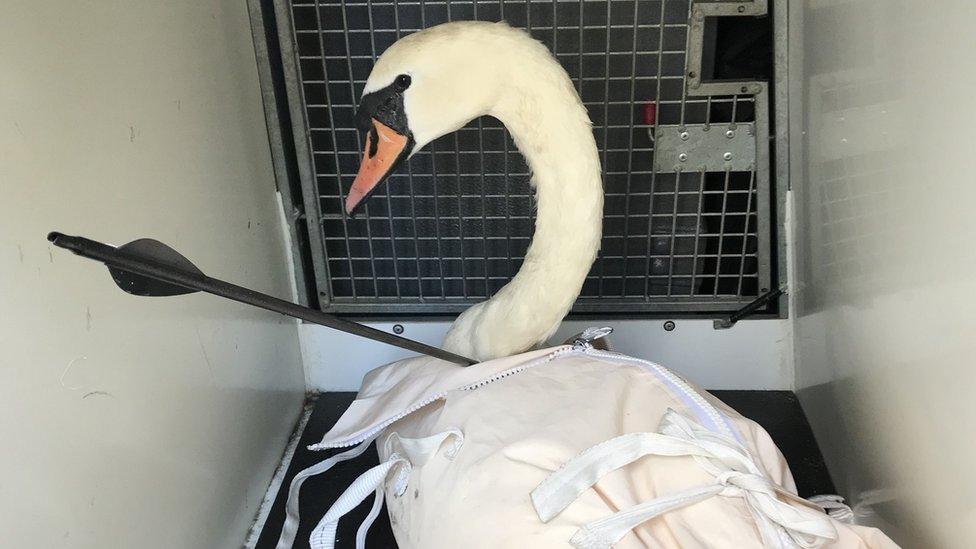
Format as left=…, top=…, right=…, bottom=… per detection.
left=108, top=239, right=204, bottom=296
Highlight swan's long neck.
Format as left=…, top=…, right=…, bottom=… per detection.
left=442, top=45, right=603, bottom=361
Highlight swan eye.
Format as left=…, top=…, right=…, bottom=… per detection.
left=394, top=74, right=411, bottom=92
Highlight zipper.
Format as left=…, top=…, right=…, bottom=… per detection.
left=313, top=329, right=739, bottom=450
left=567, top=327, right=734, bottom=439
left=310, top=346, right=576, bottom=450
left=308, top=391, right=449, bottom=450
left=582, top=349, right=739, bottom=442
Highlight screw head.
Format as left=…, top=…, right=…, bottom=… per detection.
left=723, top=152, right=733, bottom=161
left=725, top=129, right=735, bottom=138
left=679, top=131, right=690, bottom=140
left=678, top=153, right=688, bottom=162
left=738, top=5, right=746, bottom=13
left=392, top=324, right=404, bottom=334
left=663, top=320, right=676, bottom=332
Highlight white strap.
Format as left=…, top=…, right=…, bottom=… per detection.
left=279, top=429, right=464, bottom=549
left=309, top=454, right=409, bottom=549
left=355, top=486, right=386, bottom=548
left=569, top=484, right=723, bottom=549
left=532, top=410, right=838, bottom=549
left=275, top=436, right=379, bottom=549
left=808, top=495, right=855, bottom=524
left=532, top=432, right=716, bottom=522
left=383, top=428, right=464, bottom=468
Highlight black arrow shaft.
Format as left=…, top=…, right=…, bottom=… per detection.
left=48, top=232, right=477, bottom=366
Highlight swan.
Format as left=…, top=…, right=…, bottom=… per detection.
left=345, top=21, right=603, bottom=362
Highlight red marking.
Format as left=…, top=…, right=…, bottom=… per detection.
left=642, top=102, right=657, bottom=126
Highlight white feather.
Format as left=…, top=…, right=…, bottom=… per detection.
left=364, top=22, right=603, bottom=361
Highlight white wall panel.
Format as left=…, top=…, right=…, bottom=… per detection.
left=302, top=318, right=792, bottom=391
left=790, top=1, right=976, bottom=546
left=0, top=3, right=304, bottom=547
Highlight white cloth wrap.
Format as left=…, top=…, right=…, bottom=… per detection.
left=532, top=410, right=839, bottom=549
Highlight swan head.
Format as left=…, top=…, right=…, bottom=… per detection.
left=345, top=22, right=526, bottom=215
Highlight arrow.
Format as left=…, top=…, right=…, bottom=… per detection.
left=47, top=232, right=476, bottom=366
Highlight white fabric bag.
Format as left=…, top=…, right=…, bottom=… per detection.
left=278, top=330, right=899, bottom=549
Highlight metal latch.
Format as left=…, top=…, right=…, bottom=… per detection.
left=713, top=285, right=786, bottom=329
left=572, top=326, right=614, bottom=350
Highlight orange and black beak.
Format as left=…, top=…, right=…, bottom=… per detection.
left=346, top=118, right=411, bottom=215
left=346, top=76, right=414, bottom=216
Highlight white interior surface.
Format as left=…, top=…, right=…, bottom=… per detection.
left=0, top=3, right=305, bottom=548
left=302, top=318, right=792, bottom=391
left=6, top=1, right=971, bottom=547
left=790, top=1, right=976, bottom=546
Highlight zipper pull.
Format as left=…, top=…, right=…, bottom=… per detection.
left=573, top=326, right=614, bottom=351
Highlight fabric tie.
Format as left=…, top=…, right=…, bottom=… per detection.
left=308, top=454, right=410, bottom=549
left=532, top=409, right=838, bottom=549
left=276, top=435, right=380, bottom=549
left=277, top=429, right=463, bottom=549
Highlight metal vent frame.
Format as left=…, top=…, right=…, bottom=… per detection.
left=247, top=0, right=789, bottom=317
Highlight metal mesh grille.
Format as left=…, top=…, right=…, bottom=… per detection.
left=288, top=0, right=765, bottom=313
